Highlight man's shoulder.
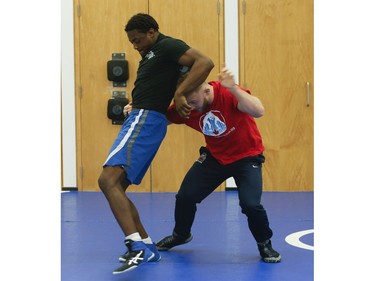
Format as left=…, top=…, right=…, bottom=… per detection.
left=154, top=34, right=190, bottom=59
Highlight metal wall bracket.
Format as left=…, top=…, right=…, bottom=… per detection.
left=112, top=53, right=125, bottom=60
left=112, top=91, right=127, bottom=99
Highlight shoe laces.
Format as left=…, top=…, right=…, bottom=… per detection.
left=162, top=235, right=176, bottom=244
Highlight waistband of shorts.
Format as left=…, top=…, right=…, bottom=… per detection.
left=130, top=108, right=167, bottom=120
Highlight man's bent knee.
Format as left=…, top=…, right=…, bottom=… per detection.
left=98, top=166, right=125, bottom=193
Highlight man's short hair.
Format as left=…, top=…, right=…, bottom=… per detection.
left=125, top=13, right=159, bottom=33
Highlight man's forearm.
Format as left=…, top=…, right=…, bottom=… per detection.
left=174, top=58, right=214, bottom=98
left=229, top=85, right=265, bottom=118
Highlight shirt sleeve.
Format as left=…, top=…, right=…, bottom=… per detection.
left=162, top=38, right=191, bottom=62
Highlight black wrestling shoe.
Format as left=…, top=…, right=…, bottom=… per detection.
left=257, top=239, right=281, bottom=263
left=156, top=232, right=193, bottom=251
left=118, top=239, right=132, bottom=262
left=112, top=240, right=154, bottom=274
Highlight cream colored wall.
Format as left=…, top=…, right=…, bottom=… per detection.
left=63, top=0, right=314, bottom=191
left=61, top=1, right=239, bottom=188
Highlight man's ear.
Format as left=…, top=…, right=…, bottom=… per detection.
left=148, top=28, right=156, bottom=38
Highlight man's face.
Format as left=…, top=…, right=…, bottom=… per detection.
left=186, top=87, right=210, bottom=112
left=126, top=29, right=155, bottom=57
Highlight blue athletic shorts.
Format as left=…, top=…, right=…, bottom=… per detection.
left=103, top=109, right=167, bottom=185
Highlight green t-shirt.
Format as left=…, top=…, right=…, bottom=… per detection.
left=131, top=33, right=190, bottom=114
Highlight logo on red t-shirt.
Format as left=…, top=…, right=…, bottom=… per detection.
left=199, top=111, right=227, bottom=137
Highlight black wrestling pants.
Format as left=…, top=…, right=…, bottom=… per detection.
left=173, top=147, right=273, bottom=243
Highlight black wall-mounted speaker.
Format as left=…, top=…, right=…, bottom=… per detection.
left=107, top=60, right=129, bottom=82
left=107, top=98, right=129, bottom=125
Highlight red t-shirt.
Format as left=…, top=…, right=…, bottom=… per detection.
left=166, top=81, right=264, bottom=165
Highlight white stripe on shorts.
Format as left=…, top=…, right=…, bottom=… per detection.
left=103, top=109, right=144, bottom=165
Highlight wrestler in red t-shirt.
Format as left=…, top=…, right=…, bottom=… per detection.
left=167, top=81, right=264, bottom=165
